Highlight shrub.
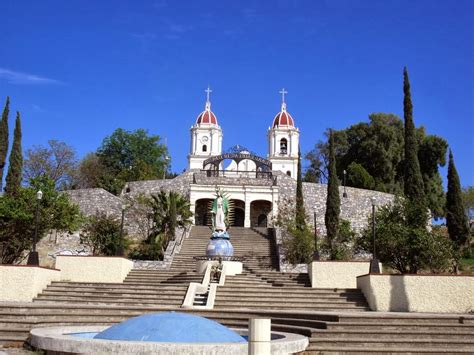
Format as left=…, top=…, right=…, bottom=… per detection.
left=80, top=212, right=128, bottom=256
left=282, top=222, right=314, bottom=264
left=357, top=197, right=454, bottom=273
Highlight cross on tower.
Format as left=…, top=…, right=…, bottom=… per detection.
left=279, top=88, right=288, bottom=103
left=205, top=86, right=212, bottom=102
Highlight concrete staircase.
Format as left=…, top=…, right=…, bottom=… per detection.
left=1, top=225, right=473, bottom=353
left=213, top=227, right=370, bottom=312
left=0, top=303, right=472, bottom=353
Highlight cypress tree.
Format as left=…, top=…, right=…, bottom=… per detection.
left=325, top=129, right=341, bottom=259
left=403, top=67, right=425, bottom=202
left=0, top=96, right=9, bottom=191
left=446, top=150, right=470, bottom=271
left=295, top=147, right=306, bottom=229
left=5, top=112, right=23, bottom=195
left=168, top=191, right=177, bottom=241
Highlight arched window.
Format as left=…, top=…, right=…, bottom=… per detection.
left=280, top=138, right=288, bottom=154
left=202, top=144, right=207, bottom=152
left=286, top=170, right=291, bottom=177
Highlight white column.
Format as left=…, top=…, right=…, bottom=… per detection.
left=189, top=198, right=196, bottom=225
left=248, top=318, right=271, bottom=355
left=244, top=196, right=251, bottom=228
left=193, top=130, right=197, bottom=154
left=288, top=132, right=292, bottom=156
left=273, top=132, right=277, bottom=155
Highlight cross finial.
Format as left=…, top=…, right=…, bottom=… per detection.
left=205, top=86, right=212, bottom=103
left=279, top=88, right=288, bottom=104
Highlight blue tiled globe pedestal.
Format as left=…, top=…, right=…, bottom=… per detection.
left=205, top=238, right=234, bottom=258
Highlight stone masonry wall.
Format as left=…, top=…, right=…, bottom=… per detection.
left=46, top=171, right=394, bottom=269
left=275, top=172, right=394, bottom=234
left=66, top=188, right=123, bottom=219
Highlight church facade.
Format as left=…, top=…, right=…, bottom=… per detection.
left=186, top=89, right=300, bottom=228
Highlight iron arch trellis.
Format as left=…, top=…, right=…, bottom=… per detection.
left=203, top=153, right=272, bottom=171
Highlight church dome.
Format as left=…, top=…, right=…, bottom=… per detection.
left=196, top=86, right=218, bottom=126
left=196, top=103, right=218, bottom=125
left=272, top=102, right=295, bottom=128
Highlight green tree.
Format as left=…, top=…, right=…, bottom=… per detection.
left=0, top=176, right=82, bottom=264
left=346, top=162, right=375, bottom=190
left=446, top=150, right=470, bottom=272
left=0, top=97, right=9, bottom=192
left=130, top=190, right=192, bottom=260
left=418, top=131, right=448, bottom=218
left=303, top=147, right=325, bottom=183
left=403, top=67, right=425, bottom=203
left=325, top=130, right=341, bottom=260
left=96, top=128, right=169, bottom=195
left=307, top=113, right=446, bottom=216
left=24, top=140, right=78, bottom=189
left=320, top=219, right=357, bottom=261
left=72, top=153, right=107, bottom=189
left=461, top=186, right=474, bottom=219
left=295, top=148, right=306, bottom=229
left=282, top=222, right=314, bottom=264
left=80, top=212, right=127, bottom=256
left=357, top=197, right=453, bottom=274
left=5, top=112, right=23, bottom=195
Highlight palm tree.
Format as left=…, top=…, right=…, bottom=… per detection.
left=148, top=190, right=193, bottom=254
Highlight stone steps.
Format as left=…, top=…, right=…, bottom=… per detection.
left=33, top=296, right=185, bottom=306
left=307, top=337, right=474, bottom=350
left=0, top=302, right=472, bottom=353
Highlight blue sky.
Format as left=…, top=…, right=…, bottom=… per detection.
left=1, top=0, right=472, bottom=186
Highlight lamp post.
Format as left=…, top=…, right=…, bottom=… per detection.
left=343, top=170, right=348, bottom=198
left=27, top=190, right=43, bottom=265
left=312, top=207, right=320, bottom=260
left=117, top=204, right=126, bottom=257
left=163, top=155, right=170, bottom=180
left=369, top=196, right=381, bottom=273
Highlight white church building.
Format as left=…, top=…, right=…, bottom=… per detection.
left=187, top=88, right=300, bottom=228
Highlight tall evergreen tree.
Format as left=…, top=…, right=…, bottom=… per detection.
left=295, top=147, right=306, bottom=229
left=325, top=130, right=341, bottom=259
left=403, top=67, right=425, bottom=202
left=446, top=150, right=470, bottom=271
left=0, top=96, right=9, bottom=191
left=168, top=191, right=177, bottom=240
left=5, top=112, right=23, bottom=195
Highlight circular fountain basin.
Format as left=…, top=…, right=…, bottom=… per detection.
left=29, top=325, right=308, bottom=354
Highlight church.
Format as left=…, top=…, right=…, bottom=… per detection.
left=186, top=88, right=299, bottom=228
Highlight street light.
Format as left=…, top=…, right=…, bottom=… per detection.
left=343, top=170, right=348, bottom=198
left=312, top=207, right=320, bottom=260
left=27, top=190, right=43, bottom=266
left=163, top=156, right=170, bottom=180
left=369, top=196, right=381, bottom=273
left=117, top=204, right=126, bottom=257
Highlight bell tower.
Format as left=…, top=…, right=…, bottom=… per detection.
left=268, top=89, right=299, bottom=178
left=188, top=87, right=223, bottom=170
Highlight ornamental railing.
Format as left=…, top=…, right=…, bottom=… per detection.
left=193, top=170, right=277, bottom=186
left=202, top=169, right=272, bottom=179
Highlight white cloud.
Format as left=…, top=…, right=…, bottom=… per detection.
left=0, top=68, right=61, bottom=85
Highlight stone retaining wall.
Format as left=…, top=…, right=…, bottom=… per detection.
left=357, top=274, right=474, bottom=313
left=0, top=265, right=60, bottom=302
left=276, top=172, right=394, bottom=234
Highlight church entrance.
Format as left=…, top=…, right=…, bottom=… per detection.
left=229, top=199, right=245, bottom=227
left=194, top=198, right=213, bottom=226
left=250, top=200, right=272, bottom=227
